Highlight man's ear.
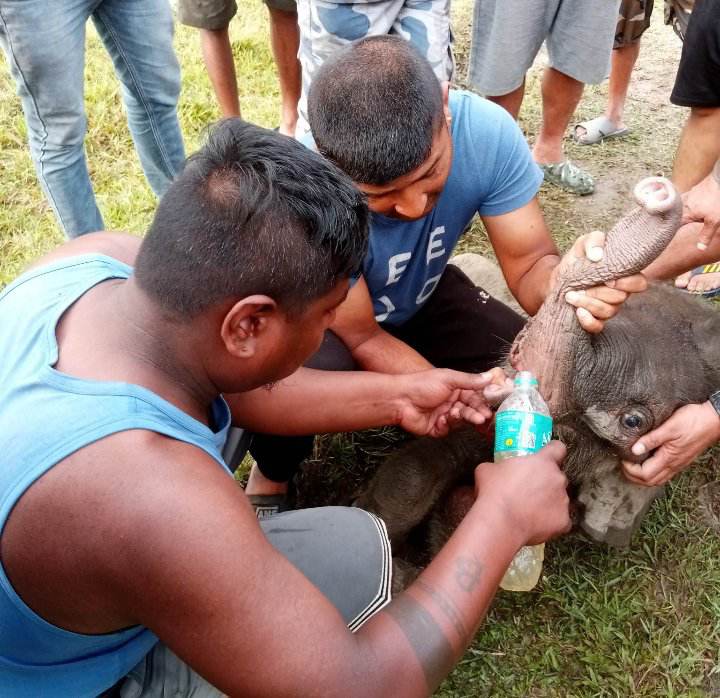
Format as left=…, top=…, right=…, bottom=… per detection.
left=441, top=81, right=451, bottom=125
left=220, top=295, right=278, bottom=358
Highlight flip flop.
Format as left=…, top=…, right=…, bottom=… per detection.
left=540, top=160, right=595, bottom=196
left=681, top=262, right=720, bottom=298
left=573, top=116, right=630, bottom=145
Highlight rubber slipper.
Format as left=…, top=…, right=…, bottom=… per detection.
left=247, top=493, right=288, bottom=519
left=681, top=262, right=720, bottom=298
left=573, top=116, right=630, bottom=145
left=540, top=160, right=595, bottom=196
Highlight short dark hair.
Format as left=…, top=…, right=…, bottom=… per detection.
left=134, top=120, right=368, bottom=319
left=308, top=36, right=444, bottom=185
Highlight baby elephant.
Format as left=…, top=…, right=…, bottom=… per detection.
left=356, top=178, right=720, bottom=585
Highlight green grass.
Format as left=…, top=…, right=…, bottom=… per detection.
left=2, top=3, right=719, bottom=696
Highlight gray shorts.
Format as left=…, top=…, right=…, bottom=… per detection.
left=296, top=0, right=453, bottom=135
left=177, top=0, right=296, bottom=30
left=468, top=0, right=621, bottom=96
left=113, top=507, right=392, bottom=697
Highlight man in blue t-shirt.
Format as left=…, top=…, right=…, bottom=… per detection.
left=245, top=36, right=647, bottom=508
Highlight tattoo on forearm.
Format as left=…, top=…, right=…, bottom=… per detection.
left=454, top=556, right=483, bottom=593
left=385, top=594, right=455, bottom=693
left=415, top=578, right=469, bottom=641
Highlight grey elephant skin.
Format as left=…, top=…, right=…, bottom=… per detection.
left=352, top=179, right=720, bottom=583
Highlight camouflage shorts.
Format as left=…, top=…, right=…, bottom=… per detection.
left=614, top=0, right=654, bottom=48
left=614, top=0, right=693, bottom=48
left=664, top=0, right=694, bottom=40
left=296, top=0, right=453, bottom=135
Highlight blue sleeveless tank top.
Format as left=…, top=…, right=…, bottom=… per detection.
left=0, top=255, right=232, bottom=697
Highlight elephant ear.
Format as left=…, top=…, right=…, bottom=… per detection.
left=691, top=305, right=720, bottom=388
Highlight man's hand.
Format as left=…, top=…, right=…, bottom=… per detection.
left=395, top=367, right=512, bottom=438
left=681, top=166, right=720, bottom=251
left=554, top=230, right=648, bottom=333
left=622, top=402, right=720, bottom=487
left=474, top=441, right=571, bottom=545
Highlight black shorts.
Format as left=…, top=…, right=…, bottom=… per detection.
left=250, top=264, right=525, bottom=483
left=671, top=0, right=720, bottom=107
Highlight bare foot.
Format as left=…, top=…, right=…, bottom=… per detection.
left=687, top=268, right=720, bottom=294
left=675, top=270, right=692, bottom=288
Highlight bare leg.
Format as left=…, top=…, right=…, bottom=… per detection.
left=268, top=7, right=301, bottom=136
left=644, top=222, right=720, bottom=280
left=487, top=80, right=525, bottom=120
left=576, top=41, right=642, bottom=140
left=200, top=27, right=240, bottom=118
left=532, top=67, right=585, bottom=164
left=606, top=41, right=641, bottom=128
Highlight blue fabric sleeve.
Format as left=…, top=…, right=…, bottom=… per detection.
left=473, top=101, right=543, bottom=218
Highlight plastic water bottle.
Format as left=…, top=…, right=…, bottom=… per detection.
left=494, top=371, right=553, bottom=592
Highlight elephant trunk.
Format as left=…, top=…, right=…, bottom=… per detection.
left=513, top=177, right=683, bottom=417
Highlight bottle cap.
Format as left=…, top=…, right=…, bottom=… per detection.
left=513, top=370, right=538, bottom=388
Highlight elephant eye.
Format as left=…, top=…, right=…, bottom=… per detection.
left=622, top=413, right=642, bottom=429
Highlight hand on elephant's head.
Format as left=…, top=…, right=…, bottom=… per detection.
left=551, top=230, right=648, bottom=334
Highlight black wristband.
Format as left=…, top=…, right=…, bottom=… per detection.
left=709, top=390, right=720, bottom=417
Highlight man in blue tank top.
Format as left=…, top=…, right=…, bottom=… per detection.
left=0, top=119, right=573, bottom=696
left=246, top=36, right=650, bottom=511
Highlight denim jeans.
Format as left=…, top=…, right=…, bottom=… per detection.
left=0, top=0, right=185, bottom=237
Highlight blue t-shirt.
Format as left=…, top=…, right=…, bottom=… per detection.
left=364, top=90, right=542, bottom=326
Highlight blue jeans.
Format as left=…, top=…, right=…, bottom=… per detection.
left=0, top=0, right=185, bottom=237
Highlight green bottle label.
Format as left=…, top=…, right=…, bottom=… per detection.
left=494, top=411, right=553, bottom=454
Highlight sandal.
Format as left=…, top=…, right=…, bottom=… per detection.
left=540, top=160, right=595, bottom=196
left=678, top=263, right=720, bottom=298
left=247, top=493, right=288, bottom=519
left=573, top=115, right=630, bottom=145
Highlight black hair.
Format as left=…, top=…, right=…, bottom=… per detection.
left=308, top=35, right=444, bottom=185
left=134, top=119, right=368, bottom=319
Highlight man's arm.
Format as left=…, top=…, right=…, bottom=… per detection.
left=484, top=198, right=647, bottom=333
left=644, top=162, right=720, bottom=280
left=483, top=198, right=559, bottom=315
left=227, top=367, right=511, bottom=438
left=688, top=159, right=720, bottom=250
left=329, top=276, right=434, bottom=373
left=39, top=435, right=569, bottom=697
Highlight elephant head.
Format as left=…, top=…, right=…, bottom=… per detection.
left=513, top=177, right=720, bottom=546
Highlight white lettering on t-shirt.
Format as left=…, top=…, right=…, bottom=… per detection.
left=416, top=274, right=442, bottom=305
left=426, top=226, right=446, bottom=264
left=375, top=295, right=396, bottom=323
left=386, top=252, right=412, bottom=286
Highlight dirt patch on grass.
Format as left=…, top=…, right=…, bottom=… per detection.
left=452, top=0, right=685, bottom=252
left=698, top=479, right=720, bottom=534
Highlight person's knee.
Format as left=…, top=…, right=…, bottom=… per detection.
left=28, top=112, right=87, bottom=158
left=689, top=106, right=720, bottom=122
left=267, top=5, right=299, bottom=22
